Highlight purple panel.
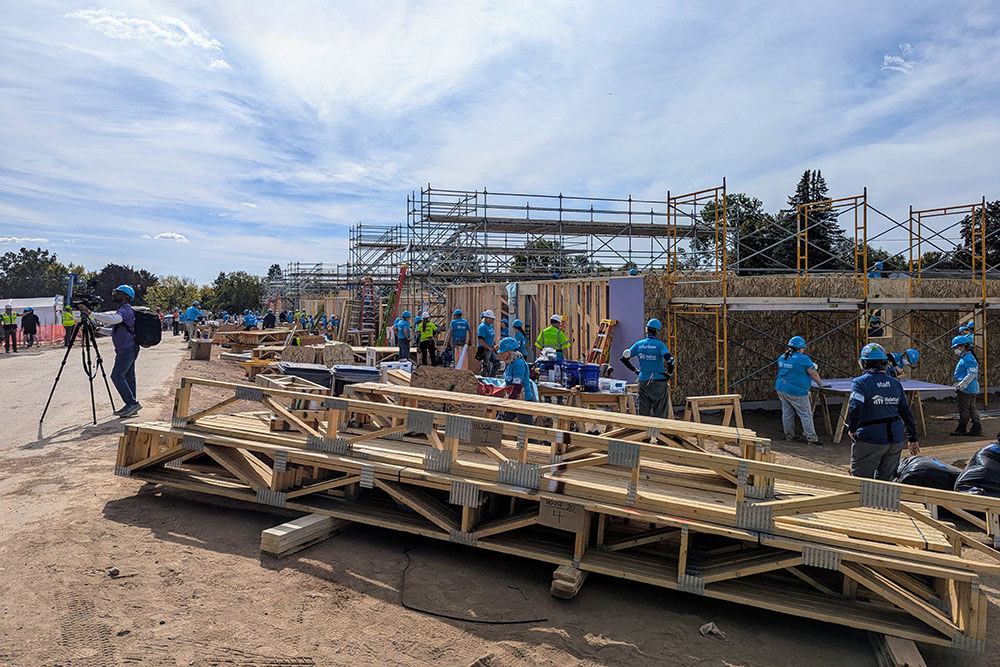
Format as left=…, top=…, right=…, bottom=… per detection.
left=608, top=277, right=645, bottom=379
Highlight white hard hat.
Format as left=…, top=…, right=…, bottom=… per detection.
left=421, top=311, right=430, bottom=319
left=483, top=309, right=496, bottom=319
left=550, top=314, right=562, bottom=323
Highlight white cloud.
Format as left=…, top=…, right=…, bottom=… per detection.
left=240, top=201, right=258, bottom=208
left=142, top=232, right=190, bottom=243
left=899, top=42, right=913, bottom=55
left=882, top=54, right=915, bottom=73
left=63, top=238, right=79, bottom=243
left=0, top=237, right=48, bottom=243
left=208, top=58, right=231, bottom=70
left=65, top=9, right=221, bottom=51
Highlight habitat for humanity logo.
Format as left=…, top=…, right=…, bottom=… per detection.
left=871, top=395, right=899, bottom=406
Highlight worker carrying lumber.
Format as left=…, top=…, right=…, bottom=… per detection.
left=20, top=306, right=39, bottom=348
left=950, top=335, right=982, bottom=437
left=62, top=306, right=77, bottom=347
left=775, top=336, right=826, bottom=445
left=887, top=348, right=919, bottom=379
left=2, top=304, right=18, bottom=353
left=512, top=319, right=529, bottom=358
left=417, top=310, right=439, bottom=366
left=477, top=310, right=500, bottom=377
left=395, top=311, right=412, bottom=362
left=619, top=318, right=674, bottom=419
left=499, top=336, right=537, bottom=423
left=846, top=343, right=920, bottom=479
left=535, top=314, right=570, bottom=362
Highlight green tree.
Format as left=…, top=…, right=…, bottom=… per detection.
left=510, top=239, right=599, bottom=276
left=145, top=275, right=200, bottom=311
left=93, top=263, right=157, bottom=306
left=266, top=263, right=283, bottom=282
left=783, top=169, right=852, bottom=271
left=697, top=193, right=795, bottom=272
left=211, top=271, right=264, bottom=313
left=0, top=247, right=67, bottom=297
left=943, top=200, right=1000, bottom=271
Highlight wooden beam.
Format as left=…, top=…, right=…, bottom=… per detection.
left=373, top=479, right=459, bottom=533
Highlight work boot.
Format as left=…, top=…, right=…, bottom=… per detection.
left=968, top=425, right=983, bottom=437
left=950, top=424, right=968, bottom=437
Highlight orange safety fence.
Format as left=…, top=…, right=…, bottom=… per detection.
left=2, top=324, right=72, bottom=348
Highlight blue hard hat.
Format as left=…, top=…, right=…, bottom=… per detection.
left=512, top=319, right=523, bottom=328
left=905, top=348, right=920, bottom=365
left=401, top=310, right=411, bottom=319
left=860, top=342, right=887, bottom=361
left=646, top=318, right=662, bottom=331
left=192, top=300, right=200, bottom=306
left=24, top=307, right=32, bottom=312
left=959, top=321, right=974, bottom=333
left=951, top=335, right=974, bottom=348
left=501, top=317, right=508, bottom=324
left=115, top=284, right=135, bottom=299
left=453, top=309, right=462, bottom=316
left=497, top=337, right=519, bottom=353
left=874, top=261, right=884, bottom=269
left=787, top=335, right=806, bottom=348
left=628, top=268, right=638, bottom=275
left=414, top=316, right=422, bottom=323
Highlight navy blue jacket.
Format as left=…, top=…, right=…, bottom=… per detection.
left=846, top=370, right=918, bottom=445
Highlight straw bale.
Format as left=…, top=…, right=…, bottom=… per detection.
left=321, top=342, right=355, bottom=366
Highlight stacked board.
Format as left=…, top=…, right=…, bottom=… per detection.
left=114, top=377, right=1000, bottom=653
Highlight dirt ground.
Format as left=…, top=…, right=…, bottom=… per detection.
left=1, top=338, right=998, bottom=666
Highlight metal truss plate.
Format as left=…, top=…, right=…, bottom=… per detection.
left=113, top=465, right=131, bottom=478
left=324, top=398, right=349, bottom=411
left=305, top=435, right=349, bottom=455
left=737, top=460, right=749, bottom=487
left=677, top=573, right=705, bottom=595
left=555, top=431, right=570, bottom=445
left=549, top=453, right=563, bottom=464
left=859, top=480, right=900, bottom=511
left=625, top=482, right=637, bottom=507
left=497, top=461, right=541, bottom=489
left=445, top=414, right=472, bottom=441
left=171, top=416, right=189, bottom=428
left=424, top=448, right=452, bottom=473
left=645, top=426, right=660, bottom=439
left=273, top=450, right=288, bottom=473
left=449, top=481, right=483, bottom=507
left=608, top=440, right=640, bottom=468
left=383, top=429, right=405, bottom=441
left=360, top=465, right=375, bottom=489
left=181, top=435, right=205, bottom=452
left=736, top=503, right=773, bottom=532
left=801, top=545, right=841, bottom=570
left=449, top=529, right=478, bottom=546
left=255, top=489, right=287, bottom=508
left=235, top=386, right=264, bottom=402
left=406, top=409, right=434, bottom=435
left=516, top=426, right=527, bottom=450
left=344, top=385, right=358, bottom=396
left=951, top=635, right=985, bottom=653
left=744, top=484, right=774, bottom=500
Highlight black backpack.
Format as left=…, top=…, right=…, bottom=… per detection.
left=121, top=308, right=162, bottom=348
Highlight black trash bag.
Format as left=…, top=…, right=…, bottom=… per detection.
left=892, top=456, right=962, bottom=490
left=954, top=443, right=1000, bottom=497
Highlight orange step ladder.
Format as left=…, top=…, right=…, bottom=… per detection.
left=586, top=319, right=617, bottom=364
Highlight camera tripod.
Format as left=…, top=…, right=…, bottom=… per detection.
left=40, top=315, right=116, bottom=425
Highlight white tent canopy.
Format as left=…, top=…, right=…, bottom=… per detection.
left=1, top=295, right=65, bottom=327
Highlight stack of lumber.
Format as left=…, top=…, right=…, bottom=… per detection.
left=114, top=377, right=1000, bottom=654
left=214, top=329, right=292, bottom=352
left=261, top=514, right=350, bottom=557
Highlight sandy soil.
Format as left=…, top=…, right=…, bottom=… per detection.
left=1, top=339, right=997, bottom=666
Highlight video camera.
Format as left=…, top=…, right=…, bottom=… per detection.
left=69, top=278, right=103, bottom=311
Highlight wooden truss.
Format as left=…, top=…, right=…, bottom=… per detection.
left=114, top=377, right=1000, bottom=652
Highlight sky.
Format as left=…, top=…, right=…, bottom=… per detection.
left=1, top=1, right=999, bottom=283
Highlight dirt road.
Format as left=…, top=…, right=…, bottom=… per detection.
left=0, top=338, right=991, bottom=665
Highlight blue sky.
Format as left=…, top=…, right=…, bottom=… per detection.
left=1, top=1, right=998, bottom=283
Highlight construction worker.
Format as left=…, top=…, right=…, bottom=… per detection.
left=775, top=336, right=826, bottom=445
left=477, top=310, right=500, bottom=377
left=535, top=314, right=570, bottom=361
left=444, top=309, right=470, bottom=355
left=500, top=317, right=509, bottom=339
left=417, top=310, right=439, bottom=366
left=263, top=309, right=277, bottom=329
left=512, top=319, right=529, bottom=358
left=183, top=301, right=202, bottom=345
left=395, top=311, right=412, bottom=362
left=958, top=320, right=974, bottom=337
left=62, top=306, right=77, bottom=346
left=21, top=307, right=39, bottom=348
left=887, top=348, right=919, bottom=379
left=846, top=343, right=919, bottom=478
left=171, top=307, right=180, bottom=336
left=619, top=318, right=674, bottom=418
left=316, top=313, right=327, bottom=330
left=2, top=304, right=18, bottom=353
left=950, top=335, right=982, bottom=437
left=78, top=285, right=143, bottom=417
left=499, top=336, right=536, bottom=423
left=867, top=260, right=885, bottom=278
left=243, top=309, right=258, bottom=331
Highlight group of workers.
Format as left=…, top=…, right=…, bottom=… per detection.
left=776, top=320, right=983, bottom=480
left=2, top=304, right=67, bottom=352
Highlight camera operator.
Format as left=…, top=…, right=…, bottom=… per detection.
left=77, top=284, right=142, bottom=417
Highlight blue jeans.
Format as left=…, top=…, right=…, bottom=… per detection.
left=776, top=390, right=817, bottom=442
left=111, top=345, right=139, bottom=406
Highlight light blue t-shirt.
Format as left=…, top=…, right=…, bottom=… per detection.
left=477, top=322, right=494, bottom=347
left=504, top=357, right=536, bottom=401
left=449, top=318, right=470, bottom=344
left=396, top=318, right=411, bottom=340
left=954, top=351, right=980, bottom=394
left=775, top=352, right=816, bottom=396
left=184, top=306, right=202, bottom=322
left=514, top=330, right=528, bottom=356
left=625, top=337, right=671, bottom=381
